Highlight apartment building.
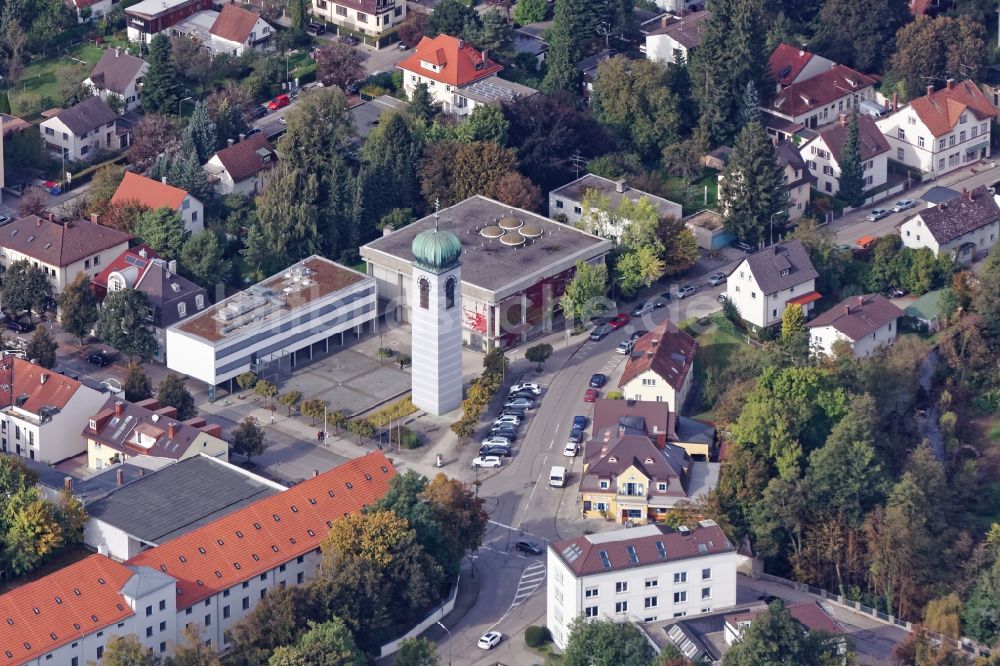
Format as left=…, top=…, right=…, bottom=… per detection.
left=309, top=0, right=405, bottom=43
left=800, top=113, right=890, bottom=197
left=725, top=239, right=819, bottom=330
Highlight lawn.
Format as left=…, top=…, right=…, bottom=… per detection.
left=9, top=43, right=105, bottom=118
left=664, top=169, right=719, bottom=214
left=683, top=313, right=748, bottom=421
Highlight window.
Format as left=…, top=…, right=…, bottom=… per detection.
left=145, top=605, right=153, bottom=616
left=297, top=572, right=304, bottom=584
left=657, top=482, right=666, bottom=492
left=897, top=147, right=904, bottom=161
left=615, top=601, right=628, bottom=613
left=81, top=145, right=90, bottom=155
left=96, top=647, right=104, bottom=659
left=243, top=597, right=250, bottom=610
left=644, top=596, right=658, bottom=608
left=357, top=10, right=367, bottom=21
left=702, top=587, right=711, bottom=599
left=195, top=295, right=204, bottom=309
left=972, top=125, right=979, bottom=139
left=599, top=480, right=609, bottom=489
left=556, top=200, right=563, bottom=209
left=702, top=568, right=712, bottom=580
left=85, top=259, right=91, bottom=269
left=949, top=135, right=956, bottom=147
left=960, top=113, right=968, bottom=124
left=960, top=131, right=966, bottom=142
left=178, top=302, right=187, bottom=317
left=673, top=591, right=687, bottom=603
left=897, top=128, right=905, bottom=140
left=918, top=136, right=925, bottom=148
left=418, top=277, right=429, bottom=309
left=940, top=139, right=947, bottom=150
left=751, top=292, right=756, bottom=299
left=574, top=206, right=582, bottom=214
left=205, top=615, right=211, bottom=626
left=45, top=127, right=54, bottom=136
left=674, top=572, right=686, bottom=583
left=159, top=621, right=166, bottom=631
left=585, top=606, right=599, bottom=618
left=585, top=587, right=599, bottom=598
left=938, top=158, right=945, bottom=170
left=146, top=627, right=153, bottom=637
left=336, top=4, right=346, bottom=14
left=982, top=122, right=988, bottom=134
left=616, top=581, right=628, bottom=593
left=445, top=277, right=456, bottom=309
left=641, top=378, right=656, bottom=386
left=223, top=605, right=230, bottom=619
left=94, top=256, right=100, bottom=266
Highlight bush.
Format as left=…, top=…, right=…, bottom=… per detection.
left=397, top=353, right=411, bottom=369
left=376, top=346, right=393, bottom=359
left=524, top=625, right=551, bottom=648
left=367, top=397, right=416, bottom=425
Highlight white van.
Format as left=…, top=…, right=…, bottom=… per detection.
left=549, top=466, right=566, bottom=488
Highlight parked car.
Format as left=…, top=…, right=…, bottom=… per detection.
left=478, top=631, right=503, bottom=650
left=866, top=208, right=890, bottom=221
left=5, top=319, right=30, bottom=334
left=481, top=436, right=513, bottom=447
left=572, top=415, right=587, bottom=430
left=707, top=272, right=727, bottom=286
left=88, top=350, right=112, bottom=367
left=515, top=540, right=543, bottom=555
left=734, top=240, right=754, bottom=252
left=615, top=340, right=633, bottom=355
left=509, top=390, right=537, bottom=402
left=503, top=397, right=533, bottom=410
left=339, top=34, right=360, bottom=45
left=630, top=301, right=662, bottom=317
left=253, top=105, right=268, bottom=119
left=568, top=427, right=584, bottom=444
left=267, top=94, right=291, bottom=110
left=563, top=441, right=580, bottom=457
left=674, top=284, right=697, bottom=299
left=397, top=41, right=409, bottom=49
left=480, top=445, right=512, bottom=458
left=589, top=373, right=606, bottom=388
left=0, top=215, right=13, bottom=226
left=891, top=199, right=915, bottom=212
left=631, top=329, right=648, bottom=342
left=501, top=407, right=526, bottom=418
left=589, top=324, right=613, bottom=341
left=608, top=313, right=630, bottom=329
left=472, top=456, right=502, bottom=469
left=494, top=414, right=521, bottom=426
left=306, top=21, right=326, bottom=35
left=489, top=425, right=519, bottom=439
left=510, top=382, right=542, bottom=395
left=584, top=388, right=599, bottom=402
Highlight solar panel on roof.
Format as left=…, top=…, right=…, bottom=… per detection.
left=562, top=543, right=583, bottom=562
left=626, top=544, right=639, bottom=565
left=124, top=255, right=148, bottom=268
left=599, top=550, right=612, bottom=569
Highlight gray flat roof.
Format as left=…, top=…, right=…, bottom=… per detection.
left=350, top=95, right=406, bottom=141
left=361, top=195, right=611, bottom=293
left=550, top=173, right=683, bottom=219
left=85, top=455, right=281, bottom=544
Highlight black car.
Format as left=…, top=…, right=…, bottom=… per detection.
left=306, top=21, right=326, bottom=35
left=5, top=319, right=31, bottom=333
left=490, top=426, right=518, bottom=439
left=631, top=330, right=648, bottom=342
left=253, top=105, right=268, bottom=119
left=502, top=407, right=526, bottom=418
left=589, top=324, right=613, bottom=341
left=589, top=373, right=607, bottom=388
left=568, top=427, right=584, bottom=444
left=509, top=390, right=536, bottom=401
left=515, top=540, right=544, bottom=555
left=339, top=34, right=360, bottom=45
left=479, top=445, right=512, bottom=458
left=88, top=351, right=112, bottom=367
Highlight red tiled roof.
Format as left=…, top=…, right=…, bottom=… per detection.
left=210, top=5, right=263, bottom=44
left=618, top=320, right=696, bottom=391
left=787, top=291, right=822, bottom=306
left=212, top=133, right=276, bottom=182
left=127, top=452, right=395, bottom=609
left=814, top=114, right=890, bottom=164
left=770, top=65, right=876, bottom=118
left=769, top=44, right=815, bottom=88
left=397, top=34, right=502, bottom=87
left=0, top=215, right=132, bottom=268
left=111, top=172, right=188, bottom=211
left=0, top=554, right=136, bottom=665
left=909, top=79, right=997, bottom=137
left=726, top=601, right=845, bottom=635
left=4, top=357, right=84, bottom=414
left=92, top=244, right=159, bottom=295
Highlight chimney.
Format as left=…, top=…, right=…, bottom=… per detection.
left=660, top=15, right=669, bottom=27
left=382, top=225, right=394, bottom=237
left=615, top=179, right=627, bottom=193
left=47, top=211, right=54, bottom=222
left=239, top=133, right=245, bottom=141
left=161, top=176, right=167, bottom=184
left=926, top=84, right=934, bottom=97
left=40, top=373, right=47, bottom=384
left=312, top=469, right=319, bottom=478
left=458, top=39, right=464, bottom=48
left=139, top=468, right=145, bottom=477
left=482, top=48, right=488, bottom=65
left=843, top=305, right=851, bottom=316
left=968, top=189, right=974, bottom=202
left=114, top=401, right=125, bottom=417
left=857, top=296, right=864, bottom=306
left=892, top=91, right=898, bottom=111
left=167, top=259, right=177, bottom=274
left=168, top=422, right=177, bottom=439
left=64, top=476, right=73, bottom=491
left=116, top=468, right=125, bottom=485
left=946, top=78, right=954, bottom=89
left=839, top=113, right=847, bottom=128
left=90, top=213, right=99, bottom=224
left=618, top=425, right=626, bottom=437
left=227, top=138, right=234, bottom=147
left=138, top=247, right=147, bottom=259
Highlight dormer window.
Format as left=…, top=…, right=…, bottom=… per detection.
left=599, top=480, right=609, bottom=489
left=780, top=269, right=789, bottom=277
left=89, top=419, right=97, bottom=430
left=960, top=113, right=968, bottom=124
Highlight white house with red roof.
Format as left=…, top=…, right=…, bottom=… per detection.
left=207, top=5, right=273, bottom=55
left=764, top=64, right=877, bottom=137
left=309, top=0, right=406, bottom=44
left=618, top=320, right=697, bottom=414
left=397, top=34, right=536, bottom=116
left=111, top=172, right=204, bottom=234
left=768, top=44, right=834, bottom=92
left=203, top=133, right=277, bottom=195
left=807, top=294, right=903, bottom=358
left=877, top=79, right=996, bottom=178
left=799, top=113, right=891, bottom=197
left=546, top=522, right=738, bottom=650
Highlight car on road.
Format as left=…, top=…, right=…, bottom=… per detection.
left=503, top=397, right=533, bottom=410
left=891, top=199, right=915, bottom=213
left=481, top=436, right=512, bottom=447
left=707, top=272, right=727, bottom=286
left=589, top=324, right=613, bottom=341
left=88, top=350, right=112, bottom=367
left=480, top=445, right=512, bottom=458
left=608, top=313, right=630, bottom=329
left=253, top=105, right=268, bottom=119
left=584, top=388, right=599, bottom=402
left=572, top=415, right=587, bottom=430
left=758, top=595, right=780, bottom=604
left=674, top=284, right=697, bottom=299
left=306, top=21, right=326, bottom=35
left=339, top=34, right=360, bottom=45
left=563, top=441, right=579, bottom=457
left=478, top=631, right=503, bottom=650
left=589, top=374, right=606, bottom=388
left=615, top=339, right=633, bottom=355
left=5, top=319, right=30, bottom=334
left=397, top=41, right=409, bottom=49
left=510, top=382, right=542, bottom=395
left=866, top=208, right=890, bottom=221
left=630, top=301, right=663, bottom=316
left=733, top=240, right=754, bottom=253
left=472, top=456, right=502, bottom=469
left=568, top=427, right=583, bottom=444
left=0, top=215, right=12, bottom=226
left=515, top=540, right=543, bottom=555
left=267, top=94, right=291, bottom=110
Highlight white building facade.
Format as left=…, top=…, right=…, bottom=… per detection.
left=807, top=294, right=902, bottom=358
left=726, top=240, right=819, bottom=330
left=899, top=187, right=1000, bottom=260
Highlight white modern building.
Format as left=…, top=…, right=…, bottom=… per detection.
left=410, top=227, right=463, bottom=416
left=726, top=239, right=820, bottom=330
left=309, top=0, right=406, bottom=44
left=800, top=113, right=890, bottom=197
left=546, top=522, right=738, bottom=650
left=643, top=10, right=708, bottom=65
left=807, top=294, right=903, bottom=358
left=899, top=185, right=1000, bottom=263
left=548, top=174, right=683, bottom=239
left=165, top=256, right=376, bottom=387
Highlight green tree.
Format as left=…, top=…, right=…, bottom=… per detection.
left=24, top=326, right=57, bottom=368
left=180, top=231, right=230, bottom=289
left=479, top=8, right=512, bottom=51
left=315, top=41, right=366, bottom=91
left=395, top=637, right=438, bottom=666
left=419, top=472, right=489, bottom=561
left=133, top=207, right=188, bottom=261
left=278, top=391, right=302, bottom=416
left=963, top=552, right=1000, bottom=643
left=560, top=260, right=608, bottom=324
left=123, top=362, right=153, bottom=402
left=513, top=0, right=546, bottom=23
left=739, top=79, right=761, bottom=127
left=562, top=618, right=654, bottom=666
left=244, top=164, right=322, bottom=276
left=525, top=343, right=553, bottom=371
left=495, top=172, right=543, bottom=211
left=227, top=586, right=325, bottom=665
left=301, top=399, right=326, bottom=426
left=720, top=121, right=787, bottom=246
left=812, top=0, right=910, bottom=73
left=157, top=373, right=196, bottom=420
left=425, top=0, right=481, bottom=38
left=254, top=379, right=279, bottom=411
left=837, top=112, right=866, bottom=208
left=86, top=164, right=127, bottom=214
left=407, top=83, right=439, bottom=125
left=616, top=245, right=665, bottom=298
left=592, top=56, right=680, bottom=159
left=280, top=618, right=366, bottom=665
left=102, top=635, right=161, bottom=666
left=657, top=216, right=700, bottom=275
left=236, top=371, right=258, bottom=396
left=230, top=416, right=266, bottom=463
left=418, top=141, right=519, bottom=207
left=182, top=100, right=217, bottom=163
left=890, top=15, right=986, bottom=99
left=723, top=601, right=844, bottom=665
left=455, top=104, right=509, bottom=145
left=359, top=112, right=425, bottom=237
left=168, top=624, right=221, bottom=666
left=1, top=260, right=52, bottom=323
left=96, top=288, right=158, bottom=362
left=540, top=21, right=579, bottom=94
left=141, top=34, right=184, bottom=115
left=57, top=272, right=98, bottom=346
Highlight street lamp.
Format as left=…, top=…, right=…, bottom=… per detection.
left=435, top=621, right=452, bottom=666
left=178, top=94, right=193, bottom=118
left=769, top=212, right=785, bottom=247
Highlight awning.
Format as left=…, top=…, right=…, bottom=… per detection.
left=787, top=291, right=822, bottom=306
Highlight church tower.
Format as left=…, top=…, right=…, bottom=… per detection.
left=410, top=222, right=463, bottom=415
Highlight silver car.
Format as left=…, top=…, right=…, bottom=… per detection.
left=891, top=199, right=915, bottom=213
left=707, top=272, right=727, bottom=286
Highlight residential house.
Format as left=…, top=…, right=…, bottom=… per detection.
left=898, top=185, right=999, bottom=263
left=591, top=397, right=717, bottom=462
left=725, top=602, right=846, bottom=653
left=513, top=28, right=547, bottom=66
left=768, top=44, right=834, bottom=92
left=126, top=0, right=213, bottom=43
left=775, top=141, right=813, bottom=220
left=68, top=0, right=116, bottom=22
left=799, top=113, right=890, bottom=199
left=83, top=397, right=228, bottom=470
left=203, top=133, right=277, bottom=195
left=548, top=174, right=683, bottom=238
left=83, top=454, right=283, bottom=561
left=397, top=35, right=536, bottom=116
left=644, top=10, right=709, bottom=65
left=1, top=113, right=31, bottom=139
left=725, top=239, right=820, bottom=330
left=111, top=172, right=204, bottom=234
left=40, top=97, right=121, bottom=162
left=84, top=48, right=148, bottom=112
left=0, top=453, right=394, bottom=663
left=577, top=49, right=615, bottom=96
left=877, top=79, right=995, bottom=178
left=207, top=5, right=273, bottom=55
left=309, top=0, right=406, bottom=45
left=618, top=320, right=697, bottom=414
left=546, top=522, right=738, bottom=649
left=807, top=294, right=903, bottom=358
left=0, top=214, right=132, bottom=294
left=763, top=65, right=876, bottom=140
left=904, top=288, right=945, bottom=333
left=0, top=358, right=108, bottom=464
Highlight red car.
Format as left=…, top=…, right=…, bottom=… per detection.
left=608, top=313, right=630, bottom=330
left=584, top=388, right=599, bottom=402
left=267, top=94, right=291, bottom=110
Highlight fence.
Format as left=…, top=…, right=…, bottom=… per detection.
left=377, top=577, right=460, bottom=658
left=757, top=573, right=992, bottom=659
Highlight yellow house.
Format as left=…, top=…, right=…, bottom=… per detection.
left=84, top=398, right=227, bottom=471
left=618, top=320, right=696, bottom=414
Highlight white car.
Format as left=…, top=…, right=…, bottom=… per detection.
left=615, top=340, right=633, bottom=355
left=866, top=208, right=889, bottom=221
left=478, top=631, right=503, bottom=650
left=494, top=414, right=521, bottom=426
left=563, top=442, right=579, bottom=457
left=891, top=199, right=915, bottom=212
left=509, top=382, right=542, bottom=395
left=472, top=456, right=502, bottom=469
left=481, top=435, right=513, bottom=447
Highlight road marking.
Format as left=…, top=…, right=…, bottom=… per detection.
left=515, top=461, right=547, bottom=530
left=487, top=561, right=547, bottom=631
left=548, top=439, right=554, bottom=451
